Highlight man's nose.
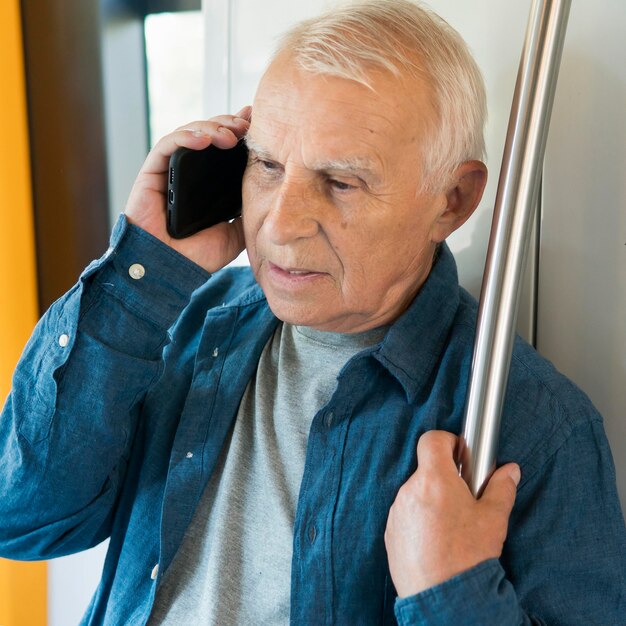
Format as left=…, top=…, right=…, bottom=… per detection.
left=264, top=177, right=320, bottom=245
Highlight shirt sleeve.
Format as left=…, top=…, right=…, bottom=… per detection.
left=394, top=559, right=534, bottom=626
left=0, top=214, right=209, bottom=560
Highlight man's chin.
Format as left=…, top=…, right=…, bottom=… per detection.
left=263, top=296, right=337, bottom=330
left=265, top=299, right=373, bottom=333
left=268, top=302, right=326, bottom=329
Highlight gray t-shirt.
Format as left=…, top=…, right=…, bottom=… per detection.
left=149, top=322, right=385, bottom=625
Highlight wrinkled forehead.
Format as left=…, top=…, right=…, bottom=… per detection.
left=249, top=53, right=435, bottom=160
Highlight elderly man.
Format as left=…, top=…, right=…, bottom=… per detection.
left=1, top=0, right=625, bottom=624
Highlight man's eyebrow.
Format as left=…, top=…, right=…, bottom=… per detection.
left=316, top=156, right=380, bottom=182
left=244, top=135, right=381, bottom=183
left=243, top=135, right=273, bottom=160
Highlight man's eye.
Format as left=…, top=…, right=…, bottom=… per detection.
left=329, top=179, right=356, bottom=192
left=259, top=159, right=278, bottom=171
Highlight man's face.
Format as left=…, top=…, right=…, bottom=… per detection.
left=242, top=55, right=450, bottom=333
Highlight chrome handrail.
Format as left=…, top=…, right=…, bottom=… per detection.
left=456, top=0, right=572, bottom=497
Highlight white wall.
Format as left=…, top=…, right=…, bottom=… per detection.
left=538, top=0, right=626, bottom=505
left=48, top=541, right=108, bottom=625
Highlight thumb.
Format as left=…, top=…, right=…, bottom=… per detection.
left=480, top=463, right=520, bottom=517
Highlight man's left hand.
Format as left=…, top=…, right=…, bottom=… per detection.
left=384, top=430, right=520, bottom=598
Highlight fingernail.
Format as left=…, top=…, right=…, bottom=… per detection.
left=233, top=116, right=249, bottom=124
left=217, top=126, right=231, bottom=134
left=510, top=465, right=521, bottom=486
left=181, top=128, right=208, bottom=137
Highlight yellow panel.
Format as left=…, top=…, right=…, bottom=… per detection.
left=0, top=561, right=47, bottom=625
left=0, top=0, right=38, bottom=392
left=0, top=0, right=46, bottom=624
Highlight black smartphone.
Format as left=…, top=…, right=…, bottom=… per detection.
left=166, top=140, right=249, bottom=239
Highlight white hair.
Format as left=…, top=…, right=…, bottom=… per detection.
left=273, top=0, right=487, bottom=190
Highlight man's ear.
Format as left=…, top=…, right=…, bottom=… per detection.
left=430, top=160, right=487, bottom=243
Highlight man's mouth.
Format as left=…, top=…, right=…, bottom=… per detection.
left=267, top=262, right=325, bottom=281
left=270, top=262, right=318, bottom=274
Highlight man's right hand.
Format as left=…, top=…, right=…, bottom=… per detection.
left=124, top=107, right=251, bottom=274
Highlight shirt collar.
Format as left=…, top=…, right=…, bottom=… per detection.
left=373, top=243, right=461, bottom=404
left=227, top=243, right=461, bottom=404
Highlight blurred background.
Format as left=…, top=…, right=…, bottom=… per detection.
left=1, top=0, right=624, bottom=623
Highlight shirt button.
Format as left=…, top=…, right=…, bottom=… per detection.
left=325, top=411, right=334, bottom=428
left=212, top=347, right=219, bottom=357
left=129, top=263, right=145, bottom=280
left=186, top=452, right=193, bottom=459
left=150, top=564, right=159, bottom=580
left=58, top=334, right=70, bottom=348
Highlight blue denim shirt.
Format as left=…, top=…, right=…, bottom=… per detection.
left=1, top=216, right=625, bottom=625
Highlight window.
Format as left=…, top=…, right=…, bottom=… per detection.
left=144, top=11, right=204, bottom=145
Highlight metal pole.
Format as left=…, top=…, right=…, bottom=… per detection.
left=456, top=0, right=572, bottom=497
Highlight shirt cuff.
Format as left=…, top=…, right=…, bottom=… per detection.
left=394, top=559, right=523, bottom=626
left=89, top=214, right=211, bottom=330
